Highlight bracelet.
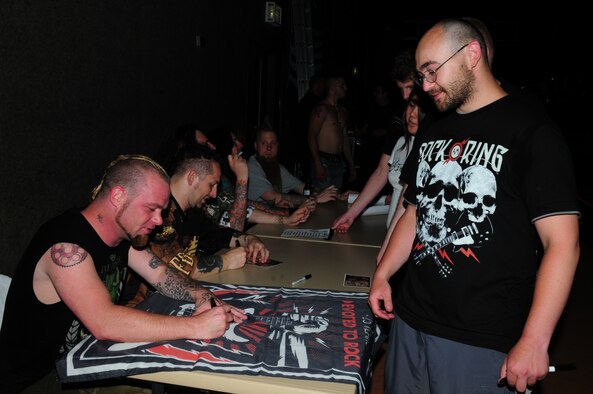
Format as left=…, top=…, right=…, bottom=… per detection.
left=277, top=215, right=284, bottom=224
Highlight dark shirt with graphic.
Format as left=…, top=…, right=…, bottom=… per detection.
left=398, top=95, right=580, bottom=353
left=0, top=208, right=128, bottom=392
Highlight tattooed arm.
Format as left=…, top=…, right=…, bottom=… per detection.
left=226, top=179, right=248, bottom=231
left=249, top=199, right=289, bottom=215
left=37, top=242, right=241, bottom=342
left=226, top=154, right=249, bottom=231
left=129, top=247, right=246, bottom=319
left=130, top=247, right=208, bottom=302
left=230, top=232, right=270, bottom=263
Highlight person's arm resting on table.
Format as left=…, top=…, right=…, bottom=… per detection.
left=333, top=153, right=390, bottom=232
left=231, top=232, right=270, bottom=263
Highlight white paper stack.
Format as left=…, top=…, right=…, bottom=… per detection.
left=348, top=193, right=389, bottom=216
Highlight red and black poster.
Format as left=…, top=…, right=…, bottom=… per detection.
left=56, top=283, right=381, bottom=393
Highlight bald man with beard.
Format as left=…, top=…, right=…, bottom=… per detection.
left=248, top=128, right=339, bottom=208
left=369, top=18, right=580, bottom=393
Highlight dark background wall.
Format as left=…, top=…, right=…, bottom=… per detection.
left=1, top=3, right=590, bottom=276
left=0, top=1, right=284, bottom=275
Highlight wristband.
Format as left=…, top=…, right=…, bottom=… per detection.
left=214, top=254, right=223, bottom=272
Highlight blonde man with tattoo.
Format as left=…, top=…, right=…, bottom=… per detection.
left=0, top=155, right=246, bottom=393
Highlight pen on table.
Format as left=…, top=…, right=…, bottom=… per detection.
left=291, top=274, right=312, bottom=286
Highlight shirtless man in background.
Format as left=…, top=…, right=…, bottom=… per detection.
left=308, top=76, right=356, bottom=191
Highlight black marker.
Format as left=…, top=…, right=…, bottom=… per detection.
left=292, top=274, right=312, bottom=286
left=499, top=364, right=576, bottom=387
left=548, top=364, right=576, bottom=372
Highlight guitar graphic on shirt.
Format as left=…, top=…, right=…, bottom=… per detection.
left=414, top=219, right=492, bottom=277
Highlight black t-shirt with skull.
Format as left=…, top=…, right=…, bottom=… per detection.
left=397, top=94, right=580, bottom=353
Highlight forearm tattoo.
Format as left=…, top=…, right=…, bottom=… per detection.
left=228, top=180, right=248, bottom=231
left=51, top=243, right=88, bottom=268
left=146, top=248, right=208, bottom=302
left=153, top=265, right=209, bottom=302
left=250, top=200, right=288, bottom=215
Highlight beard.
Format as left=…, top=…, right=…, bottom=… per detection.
left=431, top=64, right=475, bottom=112
left=115, top=201, right=150, bottom=249
left=256, top=155, right=282, bottom=192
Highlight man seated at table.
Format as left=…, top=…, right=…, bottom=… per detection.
left=247, top=127, right=339, bottom=208
left=122, top=146, right=270, bottom=307
left=0, top=154, right=246, bottom=393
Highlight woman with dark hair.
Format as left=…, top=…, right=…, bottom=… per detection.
left=332, top=86, right=432, bottom=236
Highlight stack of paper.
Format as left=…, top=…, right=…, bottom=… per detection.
left=348, top=193, right=389, bottom=216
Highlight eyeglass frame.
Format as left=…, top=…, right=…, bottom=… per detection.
left=415, top=42, right=470, bottom=86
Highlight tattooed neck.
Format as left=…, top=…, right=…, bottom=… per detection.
left=97, top=214, right=104, bottom=223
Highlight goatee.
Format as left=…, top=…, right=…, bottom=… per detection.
left=130, top=234, right=150, bottom=249
left=116, top=202, right=151, bottom=249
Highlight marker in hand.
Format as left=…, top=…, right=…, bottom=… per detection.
left=292, top=274, right=312, bottom=286
left=548, top=364, right=576, bottom=372
left=499, top=364, right=576, bottom=387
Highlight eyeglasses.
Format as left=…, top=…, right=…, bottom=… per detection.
left=415, top=43, right=470, bottom=86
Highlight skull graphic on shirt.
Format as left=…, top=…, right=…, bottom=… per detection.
left=417, top=160, right=463, bottom=245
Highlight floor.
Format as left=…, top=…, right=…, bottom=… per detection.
left=370, top=204, right=593, bottom=393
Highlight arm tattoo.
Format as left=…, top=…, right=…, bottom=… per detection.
left=145, top=247, right=165, bottom=270
left=51, top=243, right=88, bottom=268
left=227, top=180, right=248, bottom=231
left=146, top=248, right=208, bottom=302
left=153, top=265, right=209, bottom=302
left=249, top=200, right=288, bottom=215
left=148, top=254, right=161, bottom=269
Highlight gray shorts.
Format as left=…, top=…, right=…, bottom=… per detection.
left=385, top=317, right=519, bottom=394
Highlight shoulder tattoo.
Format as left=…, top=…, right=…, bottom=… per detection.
left=51, top=243, right=88, bottom=268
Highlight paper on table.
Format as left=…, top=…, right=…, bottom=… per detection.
left=281, top=228, right=332, bottom=240
left=361, top=204, right=389, bottom=216
left=348, top=193, right=389, bottom=216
